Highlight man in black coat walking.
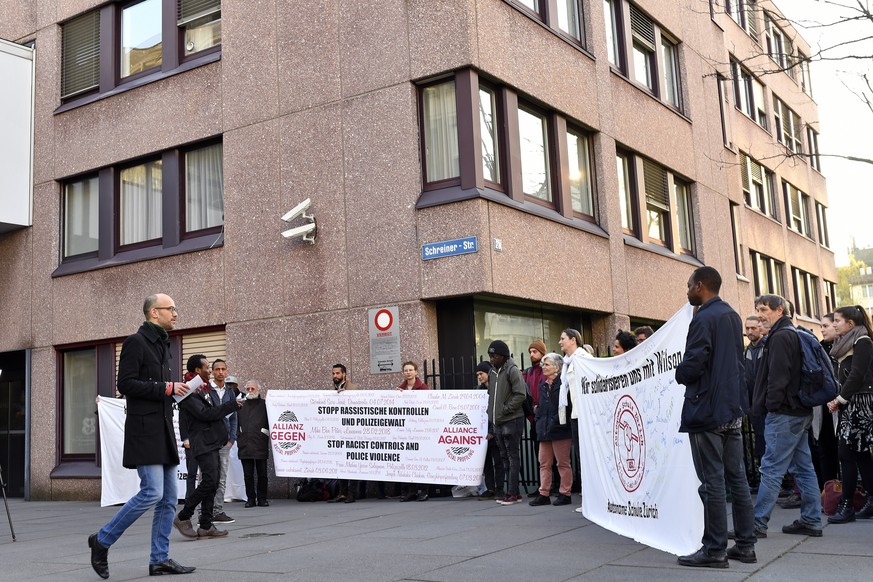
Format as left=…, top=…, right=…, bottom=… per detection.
left=88, top=294, right=195, bottom=578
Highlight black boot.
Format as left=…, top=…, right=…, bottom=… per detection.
left=827, top=499, right=856, bottom=524
left=856, top=497, right=873, bottom=519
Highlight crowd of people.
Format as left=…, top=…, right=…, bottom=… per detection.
left=88, top=281, right=873, bottom=577
left=676, top=266, right=873, bottom=570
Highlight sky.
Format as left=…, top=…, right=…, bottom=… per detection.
left=777, top=0, right=873, bottom=266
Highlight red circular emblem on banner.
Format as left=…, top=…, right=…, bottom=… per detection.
left=374, top=309, right=393, bottom=331
left=612, top=395, right=646, bottom=492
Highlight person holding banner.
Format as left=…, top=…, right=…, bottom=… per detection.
left=676, top=266, right=756, bottom=569
left=529, top=353, right=573, bottom=507
left=88, top=294, right=194, bottom=579
left=398, top=362, right=431, bottom=502
left=475, top=361, right=503, bottom=499
left=557, top=328, right=591, bottom=514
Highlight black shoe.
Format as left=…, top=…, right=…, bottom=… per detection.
left=257, top=500, right=270, bottom=507
left=212, top=511, right=235, bottom=524
left=327, top=495, right=346, bottom=503
left=827, top=500, right=855, bottom=524
left=529, top=494, right=551, bottom=506
left=149, top=559, right=196, bottom=576
left=777, top=492, right=801, bottom=509
left=728, top=527, right=766, bottom=539
left=478, top=490, right=496, bottom=500
left=400, top=493, right=418, bottom=502
left=726, top=544, right=757, bottom=563
left=526, top=491, right=540, bottom=498
left=782, top=519, right=823, bottom=537
left=416, top=493, right=429, bottom=502
left=344, top=496, right=356, bottom=504
left=677, top=548, right=728, bottom=569
left=245, top=500, right=256, bottom=508
left=552, top=494, right=572, bottom=506
left=857, top=497, right=873, bottom=519
left=88, top=533, right=109, bottom=579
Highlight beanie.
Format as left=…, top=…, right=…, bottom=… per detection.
left=528, top=339, right=547, bottom=356
left=475, top=361, right=492, bottom=374
left=487, top=340, right=511, bottom=357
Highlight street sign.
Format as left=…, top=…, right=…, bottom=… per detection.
left=368, top=306, right=401, bottom=374
left=421, top=236, right=478, bottom=261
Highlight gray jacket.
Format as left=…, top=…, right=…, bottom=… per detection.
left=488, top=358, right=527, bottom=426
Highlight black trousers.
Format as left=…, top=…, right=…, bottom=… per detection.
left=241, top=458, right=268, bottom=503
left=184, top=451, right=199, bottom=502
left=178, top=449, right=219, bottom=529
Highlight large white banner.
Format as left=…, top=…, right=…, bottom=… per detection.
left=266, top=390, right=488, bottom=485
left=576, top=304, right=703, bottom=556
left=97, top=397, right=246, bottom=507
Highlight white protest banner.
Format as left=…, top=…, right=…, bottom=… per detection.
left=97, top=397, right=246, bottom=506
left=576, top=304, right=703, bottom=556
left=266, top=390, right=488, bottom=485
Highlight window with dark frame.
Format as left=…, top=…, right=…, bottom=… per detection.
left=58, top=138, right=224, bottom=275
left=730, top=202, right=743, bottom=275
left=783, top=180, right=811, bottom=237
left=416, top=70, right=598, bottom=225
left=740, top=151, right=777, bottom=219
left=61, top=347, right=99, bottom=459
left=750, top=250, right=784, bottom=296
left=792, top=267, right=820, bottom=319
left=726, top=0, right=759, bottom=41
left=807, top=126, right=821, bottom=172
left=774, top=97, right=803, bottom=154
left=763, top=12, right=794, bottom=76
left=617, top=148, right=695, bottom=255
left=506, top=0, right=585, bottom=44
left=816, top=202, right=830, bottom=248
left=59, top=1, right=222, bottom=106
left=604, top=0, right=683, bottom=111
left=63, top=175, right=100, bottom=258
left=824, top=280, right=837, bottom=314
left=730, top=59, right=768, bottom=130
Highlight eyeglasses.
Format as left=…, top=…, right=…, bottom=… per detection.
left=154, top=306, right=178, bottom=314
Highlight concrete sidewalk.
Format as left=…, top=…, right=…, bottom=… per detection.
left=0, top=494, right=870, bottom=581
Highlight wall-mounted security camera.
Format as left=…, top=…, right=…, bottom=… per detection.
left=281, top=222, right=316, bottom=242
left=281, top=199, right=317, bottom=244
left=281, top=198, right=312, bottom=223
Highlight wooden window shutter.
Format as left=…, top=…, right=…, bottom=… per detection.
left=61, top=11, right=100, bottom=99
left=740, top=153, right=750, bottom=192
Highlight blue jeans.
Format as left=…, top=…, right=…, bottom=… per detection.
left=495, top=416, right=524, bottom=496
left=754, top=413, right=822, bottom=531
left=689, top=428, right=756, bottom=552
left=97, top=464, right=177, bottom=565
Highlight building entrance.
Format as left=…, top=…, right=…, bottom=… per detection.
left=0, top=350, right=26, bottom=497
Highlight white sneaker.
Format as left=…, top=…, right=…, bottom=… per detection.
left=574, top=505, right=584, bottom=513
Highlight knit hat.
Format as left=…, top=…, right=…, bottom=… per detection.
left=475, top=361, right=492, bottom=373
left=528, top=339, right=547, bottom=356
left=225, top=376, right=239, bottom=385
left=487, top=340, right=511, bottom=357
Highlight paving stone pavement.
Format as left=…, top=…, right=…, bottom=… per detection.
left=0, top=495, right=869, bottom=581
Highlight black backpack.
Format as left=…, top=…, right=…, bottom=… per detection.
left=296, top=478, right=331, bottom=502
left=792, top=327, right=839, bottom=408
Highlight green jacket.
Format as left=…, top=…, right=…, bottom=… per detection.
left=488, top=358, right=527, bottom=426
